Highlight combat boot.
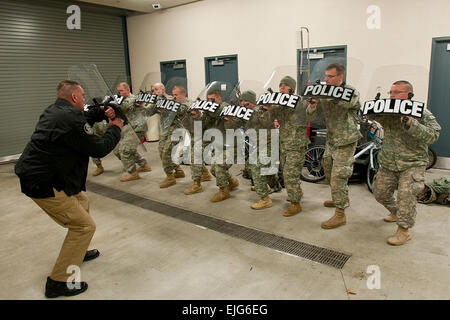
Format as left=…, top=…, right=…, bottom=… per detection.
left=210, top=186, right=230, bottom=202
left=283, top=202, right=302, bottom=217
left=137, top=164, right=152, bottom=173
left=160, top=173, right=176, bottom=188
left=174, top=166, right=185, bottom=178
left=120, top=171, right=140, bottom=182
left=323, top=200, right=335, bottom=207
left=387, top=226, right=411, bottom=245
left=228, top=177, right=239, bottom=191
left=201, top=168, right=213, bottom=181
left=184, top=180, right=203, bottom=195
left=251, top=196, right=272, bottom=210
left=92, top=164, right=104, bottom=176
left=384, top=212, right=397, bottom=222
left=321, top=208, right=346, bottom=229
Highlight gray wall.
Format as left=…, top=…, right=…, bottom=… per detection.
left=0, top=0, right=131, bottom=159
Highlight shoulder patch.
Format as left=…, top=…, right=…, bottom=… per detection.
left=84, top=123, right=94, bottom=135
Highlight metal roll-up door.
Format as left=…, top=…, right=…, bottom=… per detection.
left=0, top=0, right=131, bottom=161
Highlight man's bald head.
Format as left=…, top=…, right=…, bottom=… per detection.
left=153, top=83, right=166, bottom=96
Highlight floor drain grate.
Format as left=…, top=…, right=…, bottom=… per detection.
left=87, top=181, right=351, bottom=269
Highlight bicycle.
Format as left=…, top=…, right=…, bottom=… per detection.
left=301, top=116, right=384, bottom=193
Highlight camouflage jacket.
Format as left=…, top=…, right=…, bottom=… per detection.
left=242, top=105, right=276, bottom=154
left=371, top=110, right=441, bottom=171
left=119, top=93, right=148, bottom=133
left=145, top=96, right=190, bottom=139
left=269, top=98, right=310, bottom=151
left=307, top=84, right=362, bottom=147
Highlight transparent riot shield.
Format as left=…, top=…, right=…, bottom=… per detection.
left=304, top=57, right=364, bottom=128
left=363, top=64, right=429, bottom=145
left=229, top=79, right=279, bottom=174
left=137, top=72, right=190, bottom=136
left=68, top=63, right=147, bottom=152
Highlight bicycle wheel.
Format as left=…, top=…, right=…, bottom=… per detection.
left=366, top=149, right=380, bottom=193
left=301, top=145, right=326, bottom=183
left=426, top=146, right=437, bottom=170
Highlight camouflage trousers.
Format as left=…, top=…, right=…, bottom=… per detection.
left=91, top=121, right=108, bottom=166
left=251, top=162, right=270, bottom=198
left=190, top=139, right=207, bottom=181
left=113, top=125, right=147, bottom=173
left=159, top=133, right=178, bottom=174
left=373, top=166, right=426, bottom=229
left=280, top=146, right=306, bottom=203
left=211, top=163, right=232, bottom=188
left=322, top=142, right=357, bottom=209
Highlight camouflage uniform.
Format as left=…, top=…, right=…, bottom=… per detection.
left=245, top=105, right=276, bottom=198
left=269, top=100, right=309, bottom=203
left=307, top=84, right=362, bottom=209
left=205, top=102, right=238, bottom=188
left=146, top=95, right=189, bottom=174
left=91, top=120, right=108, bottom=166
left=371, top=110, right=441, bottom=228
left=113, top=93, right=149, bottom=173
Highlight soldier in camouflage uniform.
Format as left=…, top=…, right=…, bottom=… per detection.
left=183, top=109, right=213, bottom=195
left=114, top=82, right=151, bottom=182
left=307, top=63, right=362, bottom=229
left=204, top=89, right=240, bottom=202
left=239, top=90, right=276, bottom=210
left=371, top=80, right=441, bottom=245
left=91, top=120, right=109, bottom=176
left=266, top=76, right=309, bottom=217
left=144, top=84, right=189, bottom=188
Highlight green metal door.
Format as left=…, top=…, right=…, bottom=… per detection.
left=297, top=46, right=347, bottom=95
left=428, top=37, right=450, bottom=157
left=160, top=60, right=188, bottom=97
left=204, top=55, right=238, bottom=102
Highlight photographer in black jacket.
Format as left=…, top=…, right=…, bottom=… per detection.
left=15, top=80, right=123, bottom=298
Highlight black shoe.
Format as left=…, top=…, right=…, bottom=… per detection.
left=45, top=277, right=88, bottom=298
left=83, top=249, right=100, bottom=262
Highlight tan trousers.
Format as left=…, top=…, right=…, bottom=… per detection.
left=32, top=189, right=96, bottom=282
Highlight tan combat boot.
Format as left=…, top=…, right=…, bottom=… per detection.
left=120, top=171, right=140, bottom=182
left=384, top=212, right=397, bottom=222
left=210, top=186, right=230, bottom=202
left=137, top=164, right=152, bottom=173
left=184, top=180, right=203, bottom=195
left=174, top=166, right=185, bottom=178
left=92, top=164, right=104, bottom=176
left=228, top=177, right=239, bottom=191
left=200, top=168, right=212, bottom=182
left=321, top=208, right=346, bottom=229
left=283, top=202, right=302, bottom=217
left=251, top=196, right=272, bottom=210
left=160, top=173, right=176, bottom=188
left=323, top=200, right=335, bottom=207
left=387, top=226, right=411, bottom=245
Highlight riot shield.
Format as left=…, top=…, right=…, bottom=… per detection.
left=189, top=80, right=234, bottom=128
left=68, top=63, right=147, bottom=152
left=304, top=57, right=364, bottom=128
left=68, top=63, right=122, bottom=106
left=362, top=64, right=429, bottom=142
left=137, top=72, right=190, bottom=136
left=229, top=79, right=279, bottom=174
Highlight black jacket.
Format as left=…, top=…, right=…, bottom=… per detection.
left=15, top=98, right=121, bottom=198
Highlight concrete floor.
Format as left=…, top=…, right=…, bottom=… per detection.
left=1, top=141, right=449, bottom=300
